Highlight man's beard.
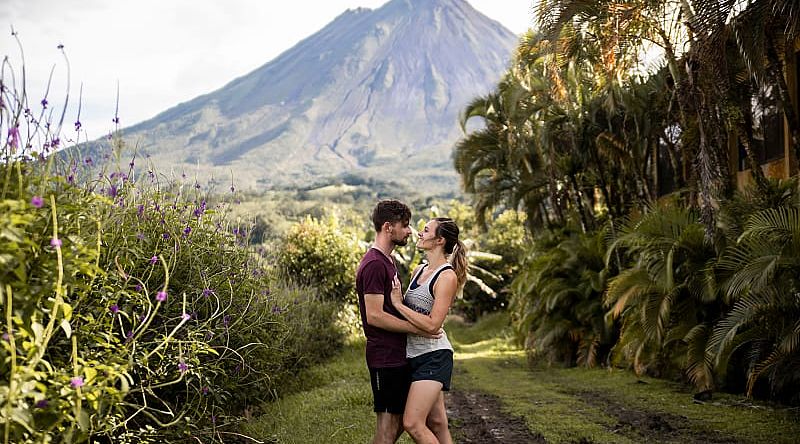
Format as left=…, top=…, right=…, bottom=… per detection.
left=391, top=237, right=408, bottom=247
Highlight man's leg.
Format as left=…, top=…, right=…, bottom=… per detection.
left=403, top=380, right=444, bottom=444
left=426, top=393, right=452, bottom=444
left=373, top=412, right=403, bottom=444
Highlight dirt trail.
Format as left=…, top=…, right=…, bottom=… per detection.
left=446, top=386, right=747, bottom=444
left=571, top=389, right=742, bottom=444
left=446, top=390, right=546, bottom=443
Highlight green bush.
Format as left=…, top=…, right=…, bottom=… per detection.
left=0, top=154, right=355, bottom=443
left=510, top=228, right=614, bottom=367
left=275, top=215, right=362, bottom=302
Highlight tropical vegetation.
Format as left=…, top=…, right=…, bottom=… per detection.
left=455, top=0, right=800, bottom=404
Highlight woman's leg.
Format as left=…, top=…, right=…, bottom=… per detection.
left=426, top=392, right=452, bottom=444
left=403, top=380, right=444, bottom=444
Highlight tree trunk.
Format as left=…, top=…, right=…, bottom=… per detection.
left=736, top=125, right=770, bottom=191
left=568, top=174, right=589, bottom=232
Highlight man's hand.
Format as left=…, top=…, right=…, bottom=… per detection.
left=390, top=274, right=404, bottom=306
left=418, top=328, right=444, bottom=339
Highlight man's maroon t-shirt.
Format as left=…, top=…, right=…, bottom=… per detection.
left=356, top=247, right=407, bottom=368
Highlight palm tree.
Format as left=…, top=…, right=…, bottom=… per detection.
left=511, top=228, right=615, bottom=367
left=455, top=42, right=558, bottom=231
left=710, top=179, right=800, bottom=402
left=604, top=203, right=721, bottom=390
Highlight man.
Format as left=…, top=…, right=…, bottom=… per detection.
left=356, top=200, right=437, bottom=444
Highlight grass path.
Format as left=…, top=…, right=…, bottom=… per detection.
left=242, top=313, right=800, bottom=443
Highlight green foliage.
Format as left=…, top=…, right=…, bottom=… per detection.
left=275, top=215, right=362, bottom=302
left=453, top=0, right=800, bottom=403
left=710, top=179, right=800, bottom=403
left=0, top=155, right=349, bottom=442
left=0, top=61, right=347, bottom=439
left=510, top=228, right=614, bottom=367
left=605, top=203, right=721, bottom=389
left=459, top=209, right=529, bottom=319
left=1, top=165, right=113, bottom=443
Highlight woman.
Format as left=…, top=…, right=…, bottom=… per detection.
left=390, top=217, right=467, bottom=444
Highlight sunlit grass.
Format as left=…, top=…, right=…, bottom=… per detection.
left=448, top=312, right=800, bottom=444
left=243, top=311, right=800, bottom=443
left=241, top=342, right=414, bottom=443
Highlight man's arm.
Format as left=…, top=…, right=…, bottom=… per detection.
left=364, top=293, right=434, bottom=336
left=391, top=271, right=457, bottom=335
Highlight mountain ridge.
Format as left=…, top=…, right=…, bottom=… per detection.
left=112, top=0, right=518, bottom=194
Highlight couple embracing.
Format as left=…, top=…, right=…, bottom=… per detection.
left=356, top=200, right=467, bottom=444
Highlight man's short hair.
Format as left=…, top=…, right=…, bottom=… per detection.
left=372, top=200, right=411, bottom=232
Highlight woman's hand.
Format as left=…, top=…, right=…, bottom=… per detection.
left=390, top=274, right=404, bottom=306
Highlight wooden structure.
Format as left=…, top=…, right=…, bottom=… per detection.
left=732, top=38, right=800, bottom=188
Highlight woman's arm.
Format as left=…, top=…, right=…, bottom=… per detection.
left=391, top=271, right=457, bottom=335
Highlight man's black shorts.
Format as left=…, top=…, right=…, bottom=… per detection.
left=369, top=365, right=412, bottom=414
left=409, top=349, right=453, bottom=391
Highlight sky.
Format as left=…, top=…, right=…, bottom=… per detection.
left=1, top=0, right=534, bottom=141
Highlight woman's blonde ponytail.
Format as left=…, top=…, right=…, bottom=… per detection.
left=449, top=239, right=468, bottom=291
left=434, top=217, right=468, bottom=292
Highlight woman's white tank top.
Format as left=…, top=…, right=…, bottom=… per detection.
left=404, top=263, right=454, bottom=358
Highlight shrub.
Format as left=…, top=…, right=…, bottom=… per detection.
left=275, top=215, right=361, bottom=302
left=510, top=228, right=615, bottom=367
left=0, top=42, right=345, bottom=442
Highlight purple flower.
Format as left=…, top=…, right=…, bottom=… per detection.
left=125, top=330, right=134, bottom=341
left=183, top=226, right=191, bottom=236
left=67, top=174, right=75, bottom=184
left=202, top=288, right=214, bottom=297
left=156, top=291, right=167, bottom=302
left=74, top=120, right=81, bottom=131
left=112, top=116, right=119, bottom=124
left=110, top=304, right=119, bottom=314
left=7, top=126, right=19, bottom=149
left=35, top=399, right=49, bottom=408
left=84, top=157, right=93, bottom=166
left=149, top=256, right=158, bottom=265
left=223, top=315, right=231, bottom=327
left=178, top=361, right=188, bottom=373
left=107, top=185, right=118, bottom=198
left=136, top=233, right=145, bottom=241
left=50, top=238, right=62, bottom=248
left=134, top=284, right=143, bottom=292
left=129, top=159, right=135, bottom=168
left=41, top=98, right=48, bottom=108
left=1, top=332, right=9, bottom=341
left=31, top=196, right=44, bottom=208
left=70, top=376, right=84, bottom=388
left=162, top=233, right=170, bottom=240
left=230, top=185, right=235, bottom=193
left=272, top=306, right=282, bottom=314
left=181, top=312, right=191, bottom=321
left=201, top=386, right=209, bottom=395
